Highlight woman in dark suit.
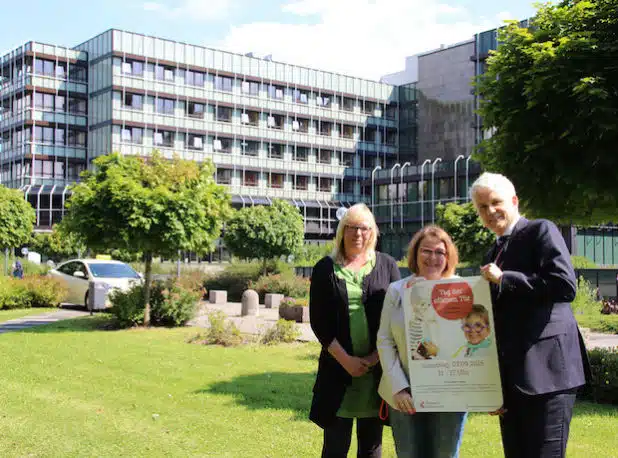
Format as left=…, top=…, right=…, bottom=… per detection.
left=309, top=203, right=400, bottom=458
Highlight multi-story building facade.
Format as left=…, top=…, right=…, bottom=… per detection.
left=1, top=29, right=400, bottom=240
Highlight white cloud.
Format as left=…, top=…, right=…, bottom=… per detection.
left=142, top=0, right=232, bottom=21
left=217, top=0, right=506, bottom=80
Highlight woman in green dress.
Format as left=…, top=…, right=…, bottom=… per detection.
left=309, top=203, right=400, bottom=458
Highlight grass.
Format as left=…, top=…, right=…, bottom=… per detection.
left=0, top=307, right=54, bottom=323
left=0, top=316, right=615, bottom=457
left=576, top=313, right=618, bottom=334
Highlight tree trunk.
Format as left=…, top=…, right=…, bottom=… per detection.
left=262, top=258, right=268, bottom=276
left=143, top=252, right=153, bottom=326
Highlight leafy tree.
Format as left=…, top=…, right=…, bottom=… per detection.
left=475, top=0, right=618, bottom=224
left=0, top=185, right=35, bottom=273
left=435, top=202, right=494, bottom=265
left=29, top=225, right=86, bottom=262
left=62, top=152, right=230, bottom=325
left=224, top=200, right=304, bottom=274
left=293, top=242, right=333, bottom=266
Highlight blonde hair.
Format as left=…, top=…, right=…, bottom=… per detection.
left=331, top=203, right=379, bottom=264
left=466, top=304, right=490, bottom=326
left=407, top=225, right=458, bottom=277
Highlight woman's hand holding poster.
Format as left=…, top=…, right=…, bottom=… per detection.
left=403, top=276, right=503, bottom=412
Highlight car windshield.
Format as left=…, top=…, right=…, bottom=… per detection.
left=87, top=263, right=140, bottom=279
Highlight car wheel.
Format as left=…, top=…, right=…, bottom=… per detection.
left=84, top=292, right=91, bottom=311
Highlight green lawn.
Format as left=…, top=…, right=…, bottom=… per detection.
left=0, top=307, right=53, bottom=323
left=0, top=317, right=616, bottom=457
left=577, top=313, right=618, bottom=334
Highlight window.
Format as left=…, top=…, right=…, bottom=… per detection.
left=154, top=131, right=173, bottom=147
left=342, top=124, right=355, bottom=139
left=342, top=152, right=355, bottom=167
left=293, top=89, right=308, bottom=104
left=186, top=70, right=205, bottom=87
left=35, top=93, right=55, bottom=111
left=124, top=93, right=143, bottom=110
left=68, top=64, right=87, bottom=82
left=187, top=102, right=204, bottom=118
left=342, top=179, right=355, bottom=194
left=318, top=149, right=332, bottom=164
left=268, top=85, right=284, bottom=100
left=241, top=140, right=259, bottom=156
left=156, top=97, right=174, bottom=115
left=385, top=104, right=397, bottom=120
left=268, top=143, right=284, bottom=159
left=55, top=63, right=66, bottom=79
left=34, top=126, right=54, bottom=144
left=214, top=75, right=233, bottom=92
left=295, top=147, right=308, bottom=162
left=214, top=137, right=232, bottom=153
left=155, top=65, right=174, bottom=81
left=55, top=95, right=66, bottom=113
left=241, top=110, right=259, bottom=125
left=319, top=177, right=332, bottom=192
left=292, top=117, right=309, bottom=133
left=316, top=93, right=332, bottom=107
left=187, top=134, right=204, bottom=150
left=319, top=122, right=333, bottom=136
left=216, top=106, right=232, bottom=123
left=216, top=168, right=232, bottom=184
left=342, top=97, right=355, bottom=112
left=270, top=173, right=284, bottom=189
left=67, top=130, right=86, bottom=147
left=68, top=98, right=86, bottom=115
left=294, top=175, right=308, bottom=190
left=364, top=127, right=377, bottom=142
left=267, top=114, right=284, bottom=129
left=121, top=127, right=143, bottom=144
left=54, top=128, right=65, bottom=145
left=386, top=129, right=397, bottom=146
left=244, top=171, right=259, bottom=187
left=241, top=80, right=259, bottom=95
left=364, top=100, right=377, bottom=115
left=122, top=62, right=132, bottom=74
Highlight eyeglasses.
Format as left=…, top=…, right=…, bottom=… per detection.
left=345, top=224, right=372, bottom=235
left=419, top=248, right=447, bottom=258
left=462, top=323, right=488, bottom=333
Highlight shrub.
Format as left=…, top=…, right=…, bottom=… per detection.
left=581, top=348, right=618, bottom=405
left=601, top=298, right=618, bottom=315
left=279, top=297, right=297, bottom=309
left=175, top=270, right=208, bottom=299
left=571, top=255, right=597, bottom=269
left=21, top=276, right=67, bottom=308
left=249, top=274, right=310, bottom=301
left=0, top=278, right=30, bottom=309
left=571, top=276, right=602, bottom=315
left=109, top=279, right=200, bottom=328
left=260, top=319, right=301, bottom=344
left=191, top=310, right=243, bottom=346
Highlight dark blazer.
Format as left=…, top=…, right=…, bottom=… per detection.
left=309, top=252, right=400, bottom=428
left=485, top=217, right=590, bottom=396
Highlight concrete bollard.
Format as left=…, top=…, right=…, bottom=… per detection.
left=209, top=290, right=227, bottom=304
left=264, top=293, right=284, bottom=309
left=241, top=289, right=259, bottom=317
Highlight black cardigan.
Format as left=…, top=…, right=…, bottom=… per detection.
left=308, top=252, right=400, bottom=428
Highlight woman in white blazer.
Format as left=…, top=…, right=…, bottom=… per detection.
left=377, top=225, right=467, bottom=458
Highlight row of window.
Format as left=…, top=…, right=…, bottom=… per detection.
left=0, top=126, right=86, bottom=149
left=120, top=93, right=397, bottom=143
left=214, top=169, right=354, bottom=192
left=0, top=160, right=85, bottom=181
left=120, top=59, right=396, bottom=117
left=1, top=93, right=87, bottom=116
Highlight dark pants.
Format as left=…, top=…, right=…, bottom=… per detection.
left=322, top=416, right=383, bottom=458
left=500, top=388, right=577, bottom=458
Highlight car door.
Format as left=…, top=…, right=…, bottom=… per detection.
left=54, top=262, right=79, bottom=303
left=72, top=261, right=90, bottom=305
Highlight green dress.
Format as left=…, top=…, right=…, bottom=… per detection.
left=335, top=257, right=380, bottom=418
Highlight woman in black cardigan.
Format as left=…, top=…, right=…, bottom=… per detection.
left=309, top=203, right=400, bottom=458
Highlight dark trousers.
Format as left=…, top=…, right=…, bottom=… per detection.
left=500, top=388, right=577, bottom=458
left=322, top=416, right=383, bottom=458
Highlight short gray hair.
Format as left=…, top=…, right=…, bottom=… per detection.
left=470, top=172, right=517, bottom=203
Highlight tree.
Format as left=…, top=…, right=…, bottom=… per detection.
left=29, top=224, right=86, bottom=262
left=435, top=202, right=494, bottom=266
left=62, top=152, right=230, bottom=325
left=223, top=200, right=304, bottom=274
left=0, top=185, right=35, bottom=274
left=475, top=1, right=618, bottom=224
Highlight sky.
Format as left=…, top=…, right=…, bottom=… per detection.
left=0, top=0, right=538, bottom=81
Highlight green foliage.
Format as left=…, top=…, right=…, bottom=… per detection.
left=581, top=348, right=618, bottom=405
left=29, top=225, right=86, bottom=262
left=223, top=200, right=304, bottom=271
left=577, top=314, right=618, bottom=334
left=293, top=242, right=333, bottom=266
left=260, top=319, right=301, bottom=345
left=0, top=276, right=67, bottom=309
left=435, top=202, right=494, bottom=265
left=109, top=279, right=200, bottom=328
left=475, top=1, right=618, bottom=224
left=191, top=310, right=243, bottom=346
left=62, top=152, right=231, bottom=325
left=572, top=276, right=602, bottom=315
left=249, top=274, right=310, bottom=300
left=571, top=256, right=597, bottom=269
left=202, top=262, right=289, bottom=302
left=0, top=185, right=35, bottom=250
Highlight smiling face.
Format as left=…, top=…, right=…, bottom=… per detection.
left=343, top=216, right=373, bottom=258
left=473, top=187, right=519, bottom=236
left=462, top=314, right=491, bottom=345
left=416, top=235, right=448, bottom=280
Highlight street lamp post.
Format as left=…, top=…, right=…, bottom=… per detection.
left=419, top=159, right=431, bottom=228
left=465, top=155, right=473, bottom=201
left=431, top=158, right=442, bottom=224
left=400, top=162, right=411, bottom=229
left=454, top=155, right=464, bottom=203
left=371, top=165, right=382, bottom=212
left=390, top=163, right=401, bottom=229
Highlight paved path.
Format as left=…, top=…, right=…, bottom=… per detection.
left=584, top=330, right=618, bottom=350
left=0, top=309, right=89, bottom=334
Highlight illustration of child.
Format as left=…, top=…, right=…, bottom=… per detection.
left=408, top=301, right=439, bottom=360
left=453, top=305, right=492, bottom=358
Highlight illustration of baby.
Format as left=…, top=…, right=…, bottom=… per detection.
left=453, top=305, right=492, bottom=358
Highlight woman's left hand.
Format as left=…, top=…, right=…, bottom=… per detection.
left=362, top=351, right=379, bottom=368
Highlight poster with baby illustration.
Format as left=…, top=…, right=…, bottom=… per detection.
left=403, top=276, right=503, bottom=412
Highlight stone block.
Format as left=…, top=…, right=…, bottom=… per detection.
left=209, top=290, right=227, bottom=304
left=265, top=293, right=284, bottom=309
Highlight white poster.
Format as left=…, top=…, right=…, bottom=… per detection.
left=403, top=276, right=503, bottom=412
